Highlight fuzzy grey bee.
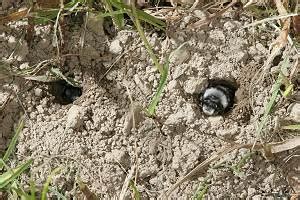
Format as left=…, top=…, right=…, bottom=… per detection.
left=200, top=80, right=236, bottom=116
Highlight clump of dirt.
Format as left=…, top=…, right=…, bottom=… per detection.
left=0, top=6, right=298, bottom=199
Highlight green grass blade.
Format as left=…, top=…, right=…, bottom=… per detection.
left=147, top=60, right=169, bottom=116
left=24, top=75, right=57, bottom=83
left=41, top=167, right=62, bottom=200
left=281, top=124, right=300, bottom=130
left=110, top=0, right=166, bottom=30
left=256, top=75, right=282, bottom=137
left=103, top=0, right=125, bottom=29
left=131, top=3, right=163, bottom=74
left=49, top=68, right=80, bottom=87
left=230, top=152, right=255, bottom=177
left=0, top=159, right=33, bottom=189
left=282, top=84, right=294, bottom=97
left=11, top=184, right=32, bottom=200
left=29, top=178, right=36, bottom=200
left=96, top=10, right=127, bottom=18
left=1, top=118, right=24, bottom=168
left=193, top=178, right=209, bottom=200
left=32, top=10, right=58, bottom=24
left=257, top=54, right=293, bottom=138
left=129, top=180, right=141, bottom=200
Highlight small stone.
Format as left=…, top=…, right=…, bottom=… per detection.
left=19, top=62, right=30, bottom=70
left=167, top=80, right=179, bottom=91
left=252, top=195, right=261, bottom=200
left=36, top=105, right=44, bottom=114
left=7, top=36, right=16, bottom=48
left=169, top=43, right=190, bottom=65
left=66, top=105, right=84, bottom=129
left=247, top=187, right=256, bottom=196
left=118, top=32, right=131, bottom=45
left=193, top=10, right=208, bottom=19
left=209, top=30, right=225, bottom=41
left=34, top=88, right=43, bottom=97
left=183, top=78, right=207, bottom=94
left=123, top=104, right=143, bottom=135
left=288, top=103, right=300, bottom=122
left=165, top=103, right=196, bottom=125
left=105, top=149, right=130, bottom=168
left=255, top=43, right=267, bottom=54
left=224, top=21, right=237, bottom=31
left=207, top=116, right=224, bottom=127
left=216, top=125, right=239, bottom=138
left=109, top=39, right=123, bottom=54
left=263, top=173, right=275, bottom=185
left=173, top=65, right=188, bottom=79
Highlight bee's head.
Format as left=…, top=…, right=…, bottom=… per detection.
left=202, top=94, right=225, bottom=116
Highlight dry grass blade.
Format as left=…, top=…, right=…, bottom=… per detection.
left=242, top=13, right=298, bottom=29
left=272, top=0, right=290, bottom=49
left=1, top=118, right=24, bottom=166
left=269, top=136, right=300, bottom=154
left=0, top=9, right=29, bottom=24
left=188, top=0, right=237, bottom=29
left=119, top=166, right=135, bottom=200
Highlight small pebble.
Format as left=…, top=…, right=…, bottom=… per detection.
left=34, top=88, right=43, bottom=97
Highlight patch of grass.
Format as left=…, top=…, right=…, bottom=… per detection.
left=102, top=0, right=125, bottom=29
left=256, top=55, right=292, bottom=139
left=0, top=119, right=24, bottom=169
left=130, top=2, right=169, bottom=116
left=0, top=159, right=33, bottom=189
left=0, top=118, right=65, bottom=199
left=0, top=118, right=32, bottom=197
left=129, top=180, right=141, bottom=200
left=230, top=152, right=255, bottom=178
left=193, top=177, right=209, bottom=200
left=41, top=167, right=62, bottom=200
left=109, top=0, right=166, bottom=30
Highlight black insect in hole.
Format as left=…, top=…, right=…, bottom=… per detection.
left=49, top=80, right=82, bottom=105
left=199, top=79, right=237, bottom=116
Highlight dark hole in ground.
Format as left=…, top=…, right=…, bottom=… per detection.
left=103, top=17, right=117, bottom=38
left=48, top=80, right=82, bottom=105
left=272, top=53, right=283, bottom=67
left=199, top=79, right=238, bottom=116
left=147, top=0, right=172, bottom=7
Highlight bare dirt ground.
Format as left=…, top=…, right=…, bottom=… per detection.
left=0, top=1, right=299, bottom=199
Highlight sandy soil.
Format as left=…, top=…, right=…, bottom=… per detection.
left=0, top=4, right=299, bottom=199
